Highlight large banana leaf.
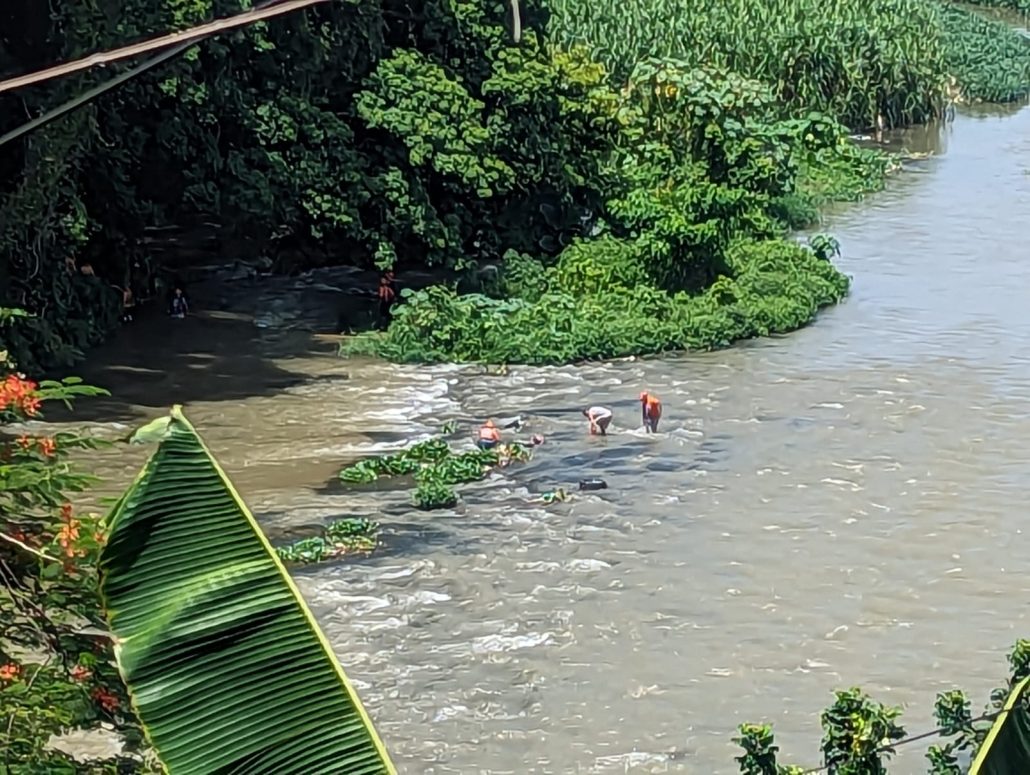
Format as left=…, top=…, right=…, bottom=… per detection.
left=99, top=407, right=396, bottom=774
left=969, top=676, right=1030, bottom=775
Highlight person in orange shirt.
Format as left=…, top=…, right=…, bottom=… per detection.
left=639, top=391, right=662, bottom=433
left=477, top=419, right=502, bottom=450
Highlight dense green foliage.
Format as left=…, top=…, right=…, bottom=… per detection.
left=348, top=238, right=849, bottom=364
left=734, top=639, right=1030, bottom=774
left=0, top=366, right=151, bottom=772
left=339, top=437, right=531, bottom=509
left=550, top=0, right=949, bottom=130
left=3, top=0, right=1030, bottom=370
left=961, top=0, right=1030, bottom=13
left=345, top=56, right=860, bottom=364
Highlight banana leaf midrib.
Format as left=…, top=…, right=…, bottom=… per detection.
left=99, top=407, right=396, bottom=774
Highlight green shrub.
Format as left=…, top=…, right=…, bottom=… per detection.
left=345, top=238, right=848, bottom=364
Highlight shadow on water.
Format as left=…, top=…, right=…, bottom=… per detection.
left=46, top=296, right=339, bottom=426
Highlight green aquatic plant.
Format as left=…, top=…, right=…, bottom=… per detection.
left=276, top=518, right=380, bottom=564
left=340, top=439, right=532, bottom=509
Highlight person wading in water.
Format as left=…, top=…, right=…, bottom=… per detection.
left=477, top=419, right=502, bottom=450
left=583, top=406, right=614, bottom=436
left=639, top=391, right=662, bottom=433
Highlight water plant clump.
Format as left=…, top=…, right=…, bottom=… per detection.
left=276, top=518, right=380, bottom=564
left=340, top=438, right=532, bottom=509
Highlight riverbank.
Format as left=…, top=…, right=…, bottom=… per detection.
left=7, top=0, right=1030, bottom=375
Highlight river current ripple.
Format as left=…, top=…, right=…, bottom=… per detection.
left=66, top=107, right=1030, bottom=773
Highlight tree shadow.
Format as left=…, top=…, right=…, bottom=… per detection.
left=45, top=302, right=334, bottom=425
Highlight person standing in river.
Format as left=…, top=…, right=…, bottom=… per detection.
left=640, top=391, right=662, bottom=433
left=583, top=406, right=613, bottom=436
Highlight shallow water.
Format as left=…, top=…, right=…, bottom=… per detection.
left=58, top=106, right=1030, bottom=773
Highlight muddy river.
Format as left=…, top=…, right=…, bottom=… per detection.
left=53, top=105, right=1030, bottom=773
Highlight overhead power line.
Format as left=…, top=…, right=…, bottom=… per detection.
left=0, top=0, right=330, bottom=95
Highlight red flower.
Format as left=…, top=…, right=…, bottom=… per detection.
left=15, top=435, right=31, bottom=451
left=0, top=663, right=20, bottom=682
left=60, top=503, right=73, bottom=521
left=70, top=665, right=93, bottom=682
left=0, top=375, right=40, bottom=416
left=91, top=687, right=119, bottom=712
left=38, top=437, right=56, bottom=456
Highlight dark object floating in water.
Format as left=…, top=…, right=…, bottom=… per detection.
left=579, top=478, right=608, bottom=491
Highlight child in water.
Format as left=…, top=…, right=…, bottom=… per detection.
left=169, top=287, right=189, bottom=319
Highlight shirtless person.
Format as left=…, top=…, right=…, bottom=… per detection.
left=477, top=419, right=502, bottom=450
left=583, top=406, right=614, bottom=436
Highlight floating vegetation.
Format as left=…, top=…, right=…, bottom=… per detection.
left=340, top=439, right=532, bottom=509
left=276, top=518, right=380, bottom=564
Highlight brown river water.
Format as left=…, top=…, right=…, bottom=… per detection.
left=43, top=106, right=1030, bottom=772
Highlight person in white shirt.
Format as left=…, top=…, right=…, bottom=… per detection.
left=582, top=406, right=613, bottom=436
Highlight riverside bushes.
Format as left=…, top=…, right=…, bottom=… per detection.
left=348, top=239, right=847, bottom=364
left=0, top=360, right=149, bottom=770
left=345, top=59, right=856, bottom=364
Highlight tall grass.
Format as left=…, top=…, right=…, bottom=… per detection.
left=548, top=0, right=949, bottom=129
left=959, top=0, right=1030, bottom=14
left=940, top=3, right=1030, bottom=101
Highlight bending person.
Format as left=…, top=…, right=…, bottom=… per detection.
left=477, top=419, right=502, bottom=450
left=583, top=406, right=614, bottom=436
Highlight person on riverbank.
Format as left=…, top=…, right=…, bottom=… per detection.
left=583, top=406, right=613, bottom=436
left=477, top=419, right=502, bottom=450
left=377, top=271, right=397, bottom=327
left=640, top=391, right=662, bottom=433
